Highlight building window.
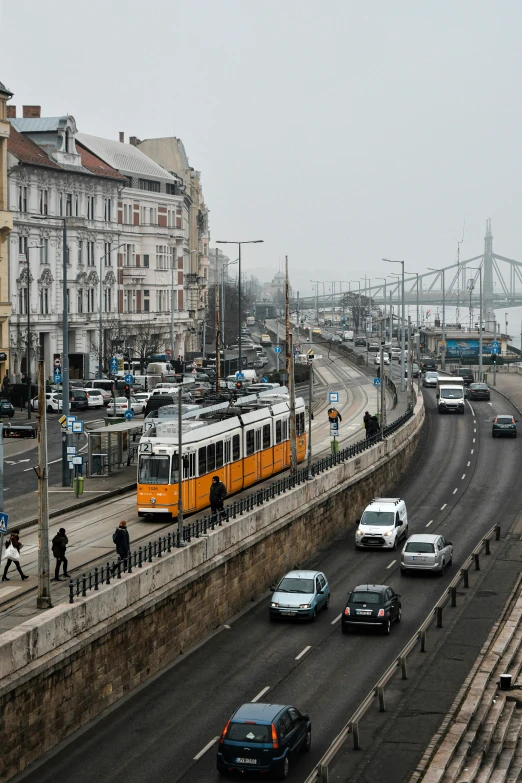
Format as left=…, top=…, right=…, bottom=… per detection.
left=66, top=193, right=73, bottom=217
left=143, top=290, right=150, bottom=312
left=18, top=236, right=28, bottom=259
left=124, top=290, right=136, bottom=313
left=104, top=242, right=112, bottom=266
left=143, top=254, right=149, bottom=268
left=123, top=203, right=133, bottom=224
left=18, top=287, right=28, bottom=315
left=18, top=186, right=27, bottom=213
left=87, top=241, right=95, bottom=267
left=138, top=179, right=160, bottom=193
left=77, top=290, right=83, bottom=314
left=156, top=289, right=168, bottom=312
left=125, top=244, right=135, bottom=267
left=59, top=192, right=63, bottom=216
left=40, top=239, right=49, bottom=265
left=87, top=288, right=95, bottom=313
left=156, top=245, right=168, bottom=270
left=78, top=240, right=83, bottom=265
left=165, top=183, right=177, bottom=195
left=39, top=189, right=48, bottom=215
left=40, top=288, right=49, bottom=315
left=87, top=196, right=95, bottom=220
left=75, top=195, right=79, bottom=216
left=104, top=198, right=112, bottom=222
left=104, top=287, right=112, bottom=312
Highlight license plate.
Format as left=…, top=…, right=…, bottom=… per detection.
left=356, top=610, right=372, bottom=615
left=280, top=611, right=297, bottom=615
left=236, top=757, right=257, bottom=764
left=411, top=557, right=426, bottom=562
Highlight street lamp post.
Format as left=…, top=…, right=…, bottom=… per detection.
left=384, top=260, right=405, bottom=392
left=429, top=267, right=446, bottom=370
left=99, top=243, right=124, bottom=379
left=172, top=248, right=197, bottom=365
left=376, top=277, right=387, bottom=338
left=350, top=280, right=361, bottom=334
left=406, top=272, right=419, bottom=331
left=25, top=245, right=44, bottom=420
left=216, top=240, right=263, bottom=375
left=469, top=266, right=484, bottom=379
left=221, top=258, right=239, bottom=350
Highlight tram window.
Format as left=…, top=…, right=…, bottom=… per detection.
left=139, top=455, right=170, bottom=484
left=255, top=429, right=261, bottom=452
left=246, top=430, right=255, bottom=456
left=276, top=420, right=282, bottom=444
left=232, top=434, right=240, bottom=461
left=283, top=419, right=289, bottom=440
left=296, top=412, right=305, bottom=435
left=198, top=447, right=206, bottom=475
left=216, top=441, right=224, bottom=468
left=263, top=423, right=271, bottom=448
left=225, top=440, right=231, bottom=464
left=207, top=443, right=216, bottom=471
left=171, top=454, right=179, bottom=481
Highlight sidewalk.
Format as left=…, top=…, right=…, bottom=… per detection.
left=490, top=365, right=522, bottom=412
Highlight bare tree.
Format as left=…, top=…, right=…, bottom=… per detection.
left=206, top=281, right=254, bottom=347
left=340, top=291, right=374, bottom=332
left=124, top=320, right=170, bottom=373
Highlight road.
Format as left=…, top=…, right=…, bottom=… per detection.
left=13, top=379, right=522, bottom=782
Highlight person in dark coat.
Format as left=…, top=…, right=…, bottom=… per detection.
left=363, top=411, right=372, bottom=438
left=113, top=520, right=131, bottom=570
left=209, top=476, right=227, bottom=519
left=368, top=415, right=380, bottom=438
left=52, top=528, right=69, bottom=581
left=2, top=530, right=28, bottom=581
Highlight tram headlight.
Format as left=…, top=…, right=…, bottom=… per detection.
left=150, top=498, right=156, bottom=505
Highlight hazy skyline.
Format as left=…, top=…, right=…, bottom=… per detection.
left=1, top=0, right=521, bottom=298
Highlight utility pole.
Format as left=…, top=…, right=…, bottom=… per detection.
left=380, top=345, right=386, bottom=431
left=307, top=358, right=313, bottom=479
left=177, top=390, right=185, bottom=547
left=61, top=221, right=70, bottom=487
left=296, top=291, right=300, bottom=339
left=407, top=316, right=414, bottom=408
left=170, top=247, right=177, bottom=361
left=215, top=282, right=221, bottom=393
left=37, top=359, right=51, bottom=608
left=286, top=257, right=297, bottom=474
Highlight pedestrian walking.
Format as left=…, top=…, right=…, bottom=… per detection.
left=209, top=476, right=227, bottom=520
left=368, top=415, right=380, bottom=438
left=113, top=520, right=131, bottom=571
left=363, top=410, right=371, bottom=438
left=52, top=528, right=69, bottom=582
left=2, top=530, right=28, bottom=581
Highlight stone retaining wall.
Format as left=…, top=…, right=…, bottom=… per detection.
left=0, top=397, right=424, bottom=782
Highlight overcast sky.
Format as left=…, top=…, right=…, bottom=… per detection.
left=1, top=0, right=521, bottom=298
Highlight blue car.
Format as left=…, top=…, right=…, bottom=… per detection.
left=269, top=570, right=330, bottom=621
left=217, top=702, right=311, bottom=779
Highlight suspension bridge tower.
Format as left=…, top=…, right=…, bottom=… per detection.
left=483, top=219, right=495, bottom=331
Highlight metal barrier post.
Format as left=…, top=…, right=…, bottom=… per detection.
left=451, top=586, right=457, bottom=607
left=485, top=538, right=490, bottom=555
left=474, top=553, right=480, bottom=571
left=352, top=722, right=360, bottom=750
left=462, top=568, right=469, bottom=588
left=496, top=525, right=501, bottom=541
left=420, top=630, right=426, bottom=652
left=400, top=656, right=408, bottom=679
left=377, top=686, right=385, bottom=711
left=437, top=606, right=443, bottom=627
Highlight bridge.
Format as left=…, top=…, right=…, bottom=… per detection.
left=296, top=221, right=522, bottom=328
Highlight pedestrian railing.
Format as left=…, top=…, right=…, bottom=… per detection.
left=67, top=407, right=415, bottom=604
left=304, top=523, right=502, bottom=783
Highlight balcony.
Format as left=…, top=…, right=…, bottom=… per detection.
left=122, top=266, right=147, bottom=279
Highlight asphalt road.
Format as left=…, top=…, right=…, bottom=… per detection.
left=13, top=376, right=522, bottom=783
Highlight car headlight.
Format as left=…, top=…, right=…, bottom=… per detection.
left=356, top=529, right=363, bottom=536
left=383, top=531, right=392, bottom=537
left=299, top=604, right=311, bottom=609
left=270, top=602, right=279, bottom=608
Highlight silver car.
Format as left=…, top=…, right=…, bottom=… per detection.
left=423, top=371, right=439, bottom=388
left=269, top=570, right=330, bottom=621
left=401, top=534, right=453, bottom=575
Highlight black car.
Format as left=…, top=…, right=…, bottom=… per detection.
left=367, top=342, right=380, bottom=352
left=0, top=399, right=14, bottom=417
left=341, top=584, right=401, bottom=635
left=354, top=337, right=366, bottom=346
left=466, top=382, right=490, bottom=400
left=452, top=367, right=474, bottom=386
left=69, top=389, right=88, bottom=410
left=420, top=356, right=437, bottom=371
left=217, top=702, right=311, bottom=778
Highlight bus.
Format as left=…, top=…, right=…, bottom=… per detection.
left=246, top=316, right=256, bottom=326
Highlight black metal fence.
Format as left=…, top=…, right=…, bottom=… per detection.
left=68, top=407, right=414, bottom=604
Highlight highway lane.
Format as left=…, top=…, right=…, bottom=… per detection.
left=16, top=385, right=522, bottom=783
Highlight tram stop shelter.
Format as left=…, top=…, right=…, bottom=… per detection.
left=87, top=420, right=143, bottom=477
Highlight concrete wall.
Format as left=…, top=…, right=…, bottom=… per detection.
left=0, top=397, right=424, bottom=781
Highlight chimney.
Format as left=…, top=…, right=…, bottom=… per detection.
left=22, top=105, right=41, bottom=118
left=119, top=132, right=124, bottom=143
left=6, top=105, right=15, bottom=118
left=129, top=136, right=138, bottom=147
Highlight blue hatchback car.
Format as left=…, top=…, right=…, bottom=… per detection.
left=269, top=570, right=330, bottom=621
left=217, top=702, right=311, bottom=779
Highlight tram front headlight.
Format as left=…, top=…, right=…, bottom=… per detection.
left=150, top=498, right=156, bottom=505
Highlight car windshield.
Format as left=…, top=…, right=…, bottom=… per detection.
left=405, top=541, right=435, bottom=553
left=471, top=384, right=488, bottom=390
left=441, top=389, right=463, bottom=399
left=227, top=722, right=270, bottom=743
left=350, top=591, right=382, bottom=604
left=360, top=511, right=394, bottom=526
left=138, top=455, right=170, bottom=484
left=497, top=416, right=514, bottom=424
left=277, top=577, right=314, bottom=594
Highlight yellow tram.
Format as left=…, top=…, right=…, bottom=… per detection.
left=137, top=397, right=307, bottom=518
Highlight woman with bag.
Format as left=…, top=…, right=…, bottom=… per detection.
left=2, top=530, right=29, bottom=581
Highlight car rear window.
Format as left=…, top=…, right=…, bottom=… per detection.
left=405, top=542, right=435, bottom=553
left=350, top=591, right=381, bottom=604
left=497, top=416, right=514, bottom=424
left=227, top=723, right=270, bottom=743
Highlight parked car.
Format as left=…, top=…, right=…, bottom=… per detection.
left=0, top=399, right=14, bottom=417
left=32, top=392, right=63, bottom=412
left=422, top=371, right=439, bottom=388
left=341, top=584, right=401, bottom=635
left=466, top=382, right=490, bottom=400
left=401, top=534, right=453, bottom=575
left=107, top=396, right=144, bottom=416
left=269, top=570, right=330, bottom=622
left=492, top=414, right=518, bottom=438
left=69, top=389, right=88, bottom=410
left=217, top=702, right=311, bottom=778
left=77, top=388, right=105, bottom=409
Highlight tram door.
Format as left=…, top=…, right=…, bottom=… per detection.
left=254, top=428, right=262, bottom=480
left=183, top=452, right=197, bottom=512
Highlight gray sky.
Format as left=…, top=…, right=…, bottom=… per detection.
left=1, top=0, right=521, bottom=298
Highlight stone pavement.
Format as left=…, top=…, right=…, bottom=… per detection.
left=490, top=365, right=522, bottom=413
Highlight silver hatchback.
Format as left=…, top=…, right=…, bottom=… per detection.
left=401, top=534, right=453, bottom=575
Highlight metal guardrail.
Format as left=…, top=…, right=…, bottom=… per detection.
left=304, top=523, right=502, bottom=783
left=66, top=408, right=415, bottom=603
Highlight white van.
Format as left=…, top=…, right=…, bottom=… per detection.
left=436, top=377, right=465, bottom=414
left=226, top=369, right=258, bottom=386
left=355, top=497, right=409, bottom=550
left=343, top=330, right=354, bottom=342
left=146, top=362, right=172, bottom=376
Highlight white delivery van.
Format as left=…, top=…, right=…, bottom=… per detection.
left=436, top=376, right=465, bottom=414
left=355, top=497, right=409, bottom=550
left=225, top=369, right=258, bottom=385
left=343, top=330, right=354, bottom=342
left=146, top=362, right=172, bottom=377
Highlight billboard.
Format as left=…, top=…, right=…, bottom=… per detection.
left=446, top=339, right=493, bottom=358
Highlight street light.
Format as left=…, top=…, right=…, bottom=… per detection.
left=406, top=271, right=419, bottom=331
left=216, top=240, right=263, bottom=374
left=350, top=280, right=361, bottom=334
left=469, top=265, right=484, bottom=379
left=172, top=248, right=197, bottom=364
left=99, top=243, right=124, bottom=379
left=384, top=259, right=405, bottom=392
left=375, top=277, right=387, bottom=337
left=428, top=267, right=446, bottom=370
left=23, top=244, right=44, bottom=419
left=221, top=258, right=239, bottom=350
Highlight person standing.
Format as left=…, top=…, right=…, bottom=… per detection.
left=52, top=528, right=69, bottom=582
left=368, top=415, right=380, bottom=438
left=113, top=520, right=131, bottom=570
left=363, top=411, right=371, bottom=438
left=2, top=530, right=28, bottom=581
left=209, top=476, right=227, bottom=519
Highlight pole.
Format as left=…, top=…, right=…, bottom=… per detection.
left=307, top=360, right=313, bottom=479
left=441, top=268, right=446, bottom=371
left=215, top=282, right=221, bottom=393
left=221, top=265, right=225, bottom=350
left=285, top=256, right=290, bottom=378
left=99, top=248, right=103, bottom=379
left=408, top=316, right=413, bottom=408
left=177, top=389, right=185, bottom=547
left=479, top=266, right=483, bottom=381
left=380, top=346, right=386, bottom=430
left=37, top=359, right=51, bottom=608
left=389, top=290, right=393, bottom=343
left=238, top=243, right=242, bottom=373
left=297, top=291, right=300, bottom=338
left=61, top=221, right=70, bottom=487
left=170, top=248, right=176, bottom=361
left=400, top=261, right=405, bottom=392
left=27, top=254, right=31, bottom=419
left=0, top=422, right=3, bottom=569
left=289, top=334, right=297, bottom=474
left=416, top=274, right=419, bottom=332
left=276, top=319, right=280, bottom=372
left=202, top=317, right=206, bottom=359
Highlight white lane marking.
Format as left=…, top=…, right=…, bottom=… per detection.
left=426, top=520, right=433, bottom=527
left=467, top=461, right=471, bottom=466
left=461, top=474, right=466, bottom=480
left=473, top=438, right=476, bottom=443
left=474, top=428, right=476, bottom=433
left=295, top=645, right=311, bottom=661
left=453, top=488, right=458, bottom=494
left=386, top=560, right=397, bottom=569
left=467, top=401, right=475, bottom=415
left=331, top=613, right=342, bottom=625
left=474, top=420, right=476, bottom=424
left=441, top=503, right=447, bottom=510
left=193, top=736, right=220, bottom=761
left=252, top=686, right=271, bottom=703
left=471, top=449, right=474, bottom=454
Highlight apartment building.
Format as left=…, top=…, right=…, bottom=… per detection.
left=0, top=82, right=13, bottom=381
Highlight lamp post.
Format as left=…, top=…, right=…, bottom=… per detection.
left=221, top=258, right=239, bottom=350
left=384, top=259, right=405, bottom=392
left=216, top=239, right=264, bottom=374
left=172, top=248, right=197, bottom=365
left=406, top=271, right=419, bottom=331
left=24, top=245, right=43, bottom=419
left=428, top=267, right=446, bottom=370
left=350, top=280, right=361, bottom=334
left=375, top=277, right=387, bottom=338
left=99, top=243, right=124, bottom=379
left=469, top=266, right=484, bottom=379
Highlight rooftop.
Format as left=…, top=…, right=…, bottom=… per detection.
left=76, top=133, right=176, bottom=182
left=7, top=126, right=61, bottom=170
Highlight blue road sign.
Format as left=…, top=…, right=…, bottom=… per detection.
left=124, top=409, right=135, bottom=420
left=262, top=376, right=269, bottom=383
left=124, top=374, right=134, bottom=384
left=491, top=346, right=500, bottom=355
left=0, top=513, right=8, bottom=534
left=53, top=371, right=62, bottom=383
left=328, top=391, right=339, bottom=403
left=110, top=357, right=118, bottom=373
left=373, top=378, right=381, bottom=386
left=235, top=372, right=245, bottom=381
left=491, top=341, right=500, bottom=349
left=274, top=345, right=282, bottom=354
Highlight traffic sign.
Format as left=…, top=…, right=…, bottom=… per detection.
left=236, top=372, right=245, bottom=381
left=67, top=446, right=77, bottom=455
left=66, top=415, right=77, bottom=428
left=124, top=374, right=134, bottom=384
left=491, top=346, right=500, bottom=355
left=491, top=341, right=500, bottom=349
left=373, top=378, right=381, bottom=386
left=53, top=372, right=62, bottom=384
left=328, top=391, right=339, bottom=403
left=72, top=456, right=83, bottom=465
left=54, top=358, right=61, bottom=367
left=274, top=345, right=282, bottom=354
left=110, top=357, right=118, bottom=373
left=59, top=415, right=67, bottom=426
left=124, top=409, right=135, bottom=420
left=262, top=376, right=269, bottom=383
left=0, top=513, right=8, bottom=534
left=330, top=424, right=339, bottom=437
left=72, top=420, right=84, bottom=434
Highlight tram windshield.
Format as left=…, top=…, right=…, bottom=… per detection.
left=138, top=455, right=170, bottom=484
